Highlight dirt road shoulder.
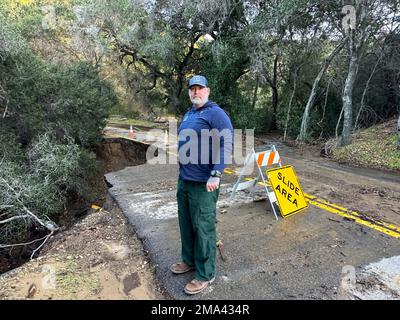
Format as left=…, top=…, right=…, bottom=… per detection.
left=0, top=195, right=168, bottom=300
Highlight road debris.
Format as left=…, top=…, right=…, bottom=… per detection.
left=216, top=240, right=227, bottom=262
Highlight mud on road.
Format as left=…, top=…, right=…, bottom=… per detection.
left=264, top=138, right=400, bottom=227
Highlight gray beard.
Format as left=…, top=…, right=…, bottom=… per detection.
left=190, top=97, right=208, bottom=106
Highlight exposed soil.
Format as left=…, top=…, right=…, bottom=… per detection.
left=0, top=137, right=168, bottom=300
left=96, top=137, right=150, bottom=173
left=0, top=195, right=167, bottom=300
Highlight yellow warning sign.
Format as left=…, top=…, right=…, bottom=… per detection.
left=266, top=165, right=308, bottom=218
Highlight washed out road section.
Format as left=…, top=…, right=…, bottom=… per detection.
left=105, top=163, right=400, bottom=299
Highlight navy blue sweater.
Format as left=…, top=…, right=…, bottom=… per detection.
left=178, top=101, right=234, bottom=182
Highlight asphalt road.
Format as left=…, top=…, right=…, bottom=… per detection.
left=105, top=160, right=400, bottom=300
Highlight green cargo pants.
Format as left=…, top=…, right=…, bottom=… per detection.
left=177, top=179, right=220, bottom=281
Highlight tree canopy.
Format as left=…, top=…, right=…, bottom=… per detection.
left=0, top=0, right=399, bottom=250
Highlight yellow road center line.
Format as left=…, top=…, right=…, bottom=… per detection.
left=307, top=199, right=400, bottom=238
left=310, top=197, right=361, bottom=217
left=222, top=166, right=400, bottom=238
left=311, top=197, right=400, bottom=233
left=304, top=193, right=316, bottom=200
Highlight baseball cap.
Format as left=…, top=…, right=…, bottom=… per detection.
left=188, top=75, right=208, bottom=88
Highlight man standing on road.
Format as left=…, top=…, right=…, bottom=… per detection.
left=171, top=75, right=234, bottom=295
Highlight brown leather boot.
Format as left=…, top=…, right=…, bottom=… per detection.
left=184, top=277, right=215, bottom=295
left=170, top=262, right=194, bottom=274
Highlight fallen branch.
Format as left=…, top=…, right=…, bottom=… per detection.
left=0, top=214, right=30, bottom=224
left=30, top=231, right=54, bottom=260
left=0, top=233, right=51, bottom=249
left=0, top=176, right=58, bottom=232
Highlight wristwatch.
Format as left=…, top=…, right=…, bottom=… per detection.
left=210, top=170, right=222, bottom=178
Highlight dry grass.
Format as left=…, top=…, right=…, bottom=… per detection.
left=330, top=119, right=400, bottom=171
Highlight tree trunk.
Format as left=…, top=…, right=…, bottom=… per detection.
left=341, top=0, right=370, bottom=146
left=341, top=56, right=358, bottom=146
left=341, top=31, right=360, bottom=147
left=297, top=68, right=324, bottom=141
left=297, top=39, right=347, bottom=141
left=264, top=52, right=280, bottom=131
left=317, top=76, right=333, bottom=138
left=284, top=69, right=298, bottom=142
left=2, top=104, right=8, bottom=119
left=336, top=105, right=345, bottom=139
left=251, top=77, right=259, bottom=110
left=166, top=86, right=179, bottom=115
left=271, top=85, right=278, bottom=129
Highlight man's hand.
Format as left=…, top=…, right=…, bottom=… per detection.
left=206, top=176, right=220, bottom=192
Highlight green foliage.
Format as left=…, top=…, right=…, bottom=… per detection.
left=231, top=105, right=272, bottom=134
left=46, top=62, right=117, bottom=147
left=0, top=133, right=98, bottom=244
left=28, top=133, right=88, bottom=194
left=2, top=55, right=116, bottom=147
left=200, top=37, right=251, bottom=126
left=110, top=104, right=140, bottom=119
left=0, top=157, right=63, bottom=243
left=0, top=129, right=25, bottom=163
left=0, top=11, right=27, bottom=57
left=0, top=11, right=116, bottom=246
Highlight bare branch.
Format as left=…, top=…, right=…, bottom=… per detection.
left=30, top=231, right=54, bottom=260
left=0, top=233, right=51, bottom=249
left=0, top=215, right=30, bottom=224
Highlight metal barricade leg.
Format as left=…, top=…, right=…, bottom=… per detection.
left=257, top=164, right=279, bottom=220
left=230, top=151, right=255, bottom=200
left=249, top=173, right=260, bottom=198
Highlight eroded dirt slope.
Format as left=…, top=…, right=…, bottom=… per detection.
left=0, top=195, right=168, bottom=300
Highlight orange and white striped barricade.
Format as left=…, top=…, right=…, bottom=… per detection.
left=129, top=125, right=135, bottom=139
left=230, top=145, right=282, bottom=220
